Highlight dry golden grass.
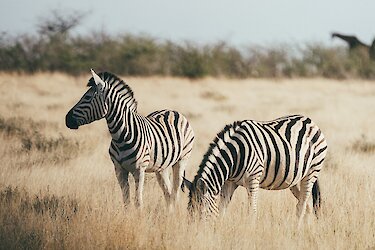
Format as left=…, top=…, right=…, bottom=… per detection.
left=0, top=73, right=374, bottom=249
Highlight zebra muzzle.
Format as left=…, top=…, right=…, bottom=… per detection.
left=65, top=110, right=79, bottom=129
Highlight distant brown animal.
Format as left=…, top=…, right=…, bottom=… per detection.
left=371, top=40, right=375, bottom=60
left=332, top=32, right=375, bottom=60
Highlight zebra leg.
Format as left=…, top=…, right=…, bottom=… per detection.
left=219, top=181, right=238, bottom=216
left=290, top=184, right=312, bottom=215
left=114, top=164, right=130, bottom=207
left=296, top=176, right=316, bottom=227
left=156, top=168, right=172, bottom=208
left=246, top=176, right=261, bottom=217
left=171, top=158, right=188, bottom=207
left=133, top=169, right=145, bottom=208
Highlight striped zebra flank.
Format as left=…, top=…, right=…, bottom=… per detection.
left=183, top=115, right=327, bottom=225
left=66, top=70, right=194, bottom=209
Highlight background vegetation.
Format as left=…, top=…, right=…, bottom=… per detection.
left=1, top=10, right=375, bottom=79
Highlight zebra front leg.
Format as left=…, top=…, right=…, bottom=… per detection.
left=170, top=158, right=188, bottom=208
left=114, top=164, right=130, bottom=207
left=156, top=168, right=172, bottom=209
left=133, top=169, right=145, bottom=208
left=219, top=181, right=238, bottom=216
left=246, top=176, right=261, bottom=218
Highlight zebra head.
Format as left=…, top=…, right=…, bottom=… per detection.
left=183, top=178, right=219, bottom=218
left=65, top=69, right=109, bottom=129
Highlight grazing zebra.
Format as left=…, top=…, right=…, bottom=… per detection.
left=183, top=115, right=327, bottom=225
left=66, top=70, right=194, bottom=208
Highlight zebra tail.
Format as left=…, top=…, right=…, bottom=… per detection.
left=312, top=179, right=321, bottom=218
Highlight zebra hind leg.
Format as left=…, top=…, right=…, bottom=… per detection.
left=296, top=176, right=317, bottom=227
left=156, top=168, right=172, bottom=209
left=171, top=158, right=188, bottom=209
left=290, top=184, right=312, bottom=215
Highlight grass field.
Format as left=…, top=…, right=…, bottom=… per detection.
left=0, top=73, right=374, bottom=249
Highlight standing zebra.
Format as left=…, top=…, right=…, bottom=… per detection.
left=183, top=115, right=327, bottom=225
left=66, top=70, right=194, bottom=208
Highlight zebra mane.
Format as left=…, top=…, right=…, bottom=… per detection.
left=192, top=121, right=243, bottom=189
left=87, top=72, right=138, bottom=112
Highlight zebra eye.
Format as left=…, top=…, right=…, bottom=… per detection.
left=84, top=95, right=93, bottom=101
left=84, top=91, right=97, bottom=101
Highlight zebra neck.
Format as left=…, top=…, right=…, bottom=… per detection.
left=195, top=134, right=238, bottom=195
left=196, top=147, right=232, bottom=196
left=106, top=103, right=140, bottom=143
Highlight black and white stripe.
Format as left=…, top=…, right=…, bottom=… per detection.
left=66, top=70, right=194, bottom=208
left=183, top=115, right=327, bottom=224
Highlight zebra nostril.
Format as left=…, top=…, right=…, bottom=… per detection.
left=65, top=110, right=79, bottom=129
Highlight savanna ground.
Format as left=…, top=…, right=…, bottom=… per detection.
left=0, top=73, right=374, bottom=249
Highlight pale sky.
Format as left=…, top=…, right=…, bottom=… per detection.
left=0, top=0, right=374, bottom=46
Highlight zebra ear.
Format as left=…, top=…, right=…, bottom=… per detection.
left=90, top=69, right=105, bottom=91
left=182, top=177, right=193, bottom=193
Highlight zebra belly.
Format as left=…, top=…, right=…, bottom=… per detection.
left=145, top=162, right=173, bottom=172
left=109, top=143, right=151, bottom=173
left=145, top=166, right=161, bottom=173
left=147, top=144, right=181, bottom=172
left=147, top=139, right=185, bottom=172
left=259, top=150, right=313, bottom=190
left=260, top=161, right=302, bottom=190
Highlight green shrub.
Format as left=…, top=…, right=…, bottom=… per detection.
left=170, top=44, right=208, bottom=78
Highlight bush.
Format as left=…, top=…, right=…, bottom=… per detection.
left=0, top=116, right=80, bottom=163
left=351, top=136, right=375, bottom=154
left=170, top=44, right=208, bottom=78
